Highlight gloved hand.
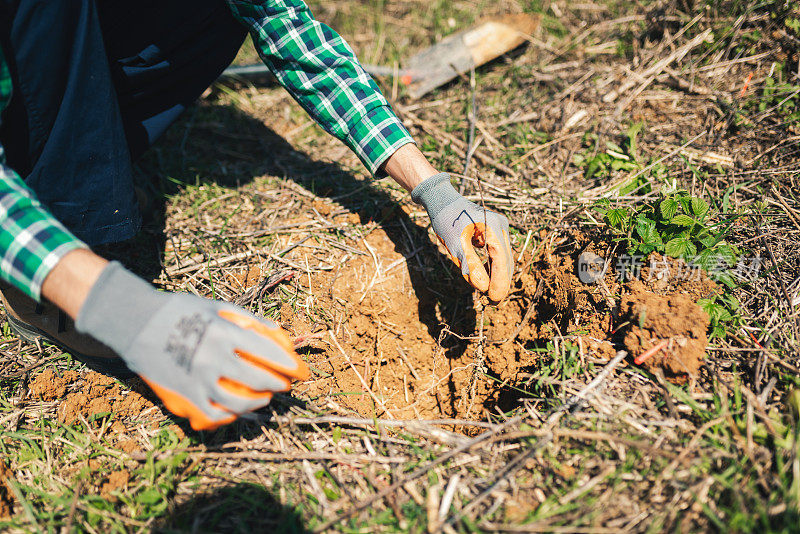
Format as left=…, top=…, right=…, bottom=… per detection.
left=75, top=262, right=309, bottom=430
left=411, top=173, right=513, bottom=301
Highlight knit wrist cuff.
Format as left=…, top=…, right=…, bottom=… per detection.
left=75, top=261, right=167, bottom=355
left=410, top=172, right=460, bottom=220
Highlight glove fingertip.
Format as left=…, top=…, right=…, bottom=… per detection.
left=488, top=279, right=512, bottom=302
left=141, top=376, right=238, bottom=431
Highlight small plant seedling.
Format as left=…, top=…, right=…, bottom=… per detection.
left=594, top=183, right=744, bottom=339
left=574, top=122, right=644, bottom=180
left=595, top=185, right=738, bottom=277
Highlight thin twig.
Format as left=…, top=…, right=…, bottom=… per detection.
left=460, top=66, right=479, bottom=194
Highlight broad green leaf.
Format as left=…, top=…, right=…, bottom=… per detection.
left=678, top=196, right=693, bottom=215
left=138, top=488, right=164, bottom=506
left=714, top=242, right=738, bottom=266
left=585, top=156, right=604, bottom=178
left=715, top=272, right=737, bottom=289
left=698, top=234, right=717, bottom=248
left=691, top=197, right=710, bottom=219
left=637, top=242, right=659, bottom=255
left=660, top=198, right=679, bottom=219
left=635, top=217, right=662, bottom=247
left=607, top=208, right=628, bottom=228
left=610, top=159, right=637, bottom=172
left=665, top=237, right=696, bottom=258
left=670, top=214, right=695, bottom=227
left=695, top=248, right=716, bottom=270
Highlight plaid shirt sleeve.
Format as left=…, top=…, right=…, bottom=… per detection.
left=226, top=0, right=415, bottom=175
left=0, top=46, right=88, bottom=301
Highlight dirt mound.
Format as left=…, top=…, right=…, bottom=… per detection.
left=294, top=226, right=543, bottom=421
left=620, top=280, right=710, bottom=380
left=296, top=228, right=716, bottom=423
left=28, top=369, right=182, bottom=448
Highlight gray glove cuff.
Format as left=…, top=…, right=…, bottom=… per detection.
left=410, top=172, right=461, bottom=220
left=75, top=261, right=168, bottom=355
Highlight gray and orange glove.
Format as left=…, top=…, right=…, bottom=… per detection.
left=75, top=262, right=309, bottom=430
left=412, top=172, right=513, bottom=301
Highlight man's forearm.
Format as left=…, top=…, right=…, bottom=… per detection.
left=381, top=143, right=439, bottom=192
left=41, top=249, right=108, bottom=319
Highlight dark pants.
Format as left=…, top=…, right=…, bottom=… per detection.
left=0, top=0, right=247, bottom=245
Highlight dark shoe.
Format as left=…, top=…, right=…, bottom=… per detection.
left=0, top=283, right=134, bottom=378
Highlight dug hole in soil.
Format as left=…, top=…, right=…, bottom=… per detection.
left=22, top=225, right=717, bottom=435
left=293, top=227, right=718, bottom=426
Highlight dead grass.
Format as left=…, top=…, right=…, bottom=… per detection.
left=2, top=0, right=800, bottom=532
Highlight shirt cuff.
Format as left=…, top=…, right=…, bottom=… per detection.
left=344, top=105, right=416, bottom=177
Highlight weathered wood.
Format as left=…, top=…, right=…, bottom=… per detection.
left=404, top=14, right=540, bottom=99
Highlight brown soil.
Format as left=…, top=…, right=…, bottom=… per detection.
left=0, top=460, right=14, bottom=519
left=23, top=234, right=714, bottom=431
left=296, top=229, right=715, bottom=422
left=619, top=284, right=709, bottom=380
left=293, top=225, right=546, bottom=421
left=617, top=255, right=718, bottom=381
left=99, top=470, right=130, bottom=502
left=28, top=369, right=183, bottom=447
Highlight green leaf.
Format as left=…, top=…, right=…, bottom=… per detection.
left=606, top=208, right=628, bottom=228
left=670, top=214, right=695, bottom=227
left=635, top=217, right=662, bottom=247
left=665, top=237, right=696, bottom=258
left=585, top=156, right=604, bottom=179
left=138, top=488, right=164, bottom=506
left=698, top=234, right=718, bottom=248
left=698, top=298, right=714, bottom=314
left=625, top=121, right=644, bottom=159
left=610, top=159, right=635, bottom=171
left=678, top=196, right=693, bottom=215
left=637, top=242, right=656, bottom=255
left=660, top=198, right=679, bottom=220
left=714, top=272, right=737, bottom=289
left=691, top=197, right=709, bottom=220
left=714, top=242, right=738, bottom=266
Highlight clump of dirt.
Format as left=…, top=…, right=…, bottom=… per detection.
left=52, top=372, right=154, bottom=425
left=99, top=470, right=130, bottom=502
left=28, top=369, right=183, bottom=447
left=533, top=230, right=619, bottom=341
left=228, top=264, right=263, bottom=289
left=0, top=460, right=14, bottom=518
left=619, top=282, right=709, bottom=381
left=296, top=227, right=717, bottom=423
left=29, top=369, right=81, bottom=401
left=295, top=226, right=543, bottom=421
left=616, top=254, right=718, bottom=381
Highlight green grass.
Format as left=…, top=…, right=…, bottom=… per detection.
left=2, top=0, right=800, bottom=532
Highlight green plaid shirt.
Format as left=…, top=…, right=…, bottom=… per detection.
left=0, top=0, right=414, bottom=301
left=226, top=0, right=413, bottom=173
